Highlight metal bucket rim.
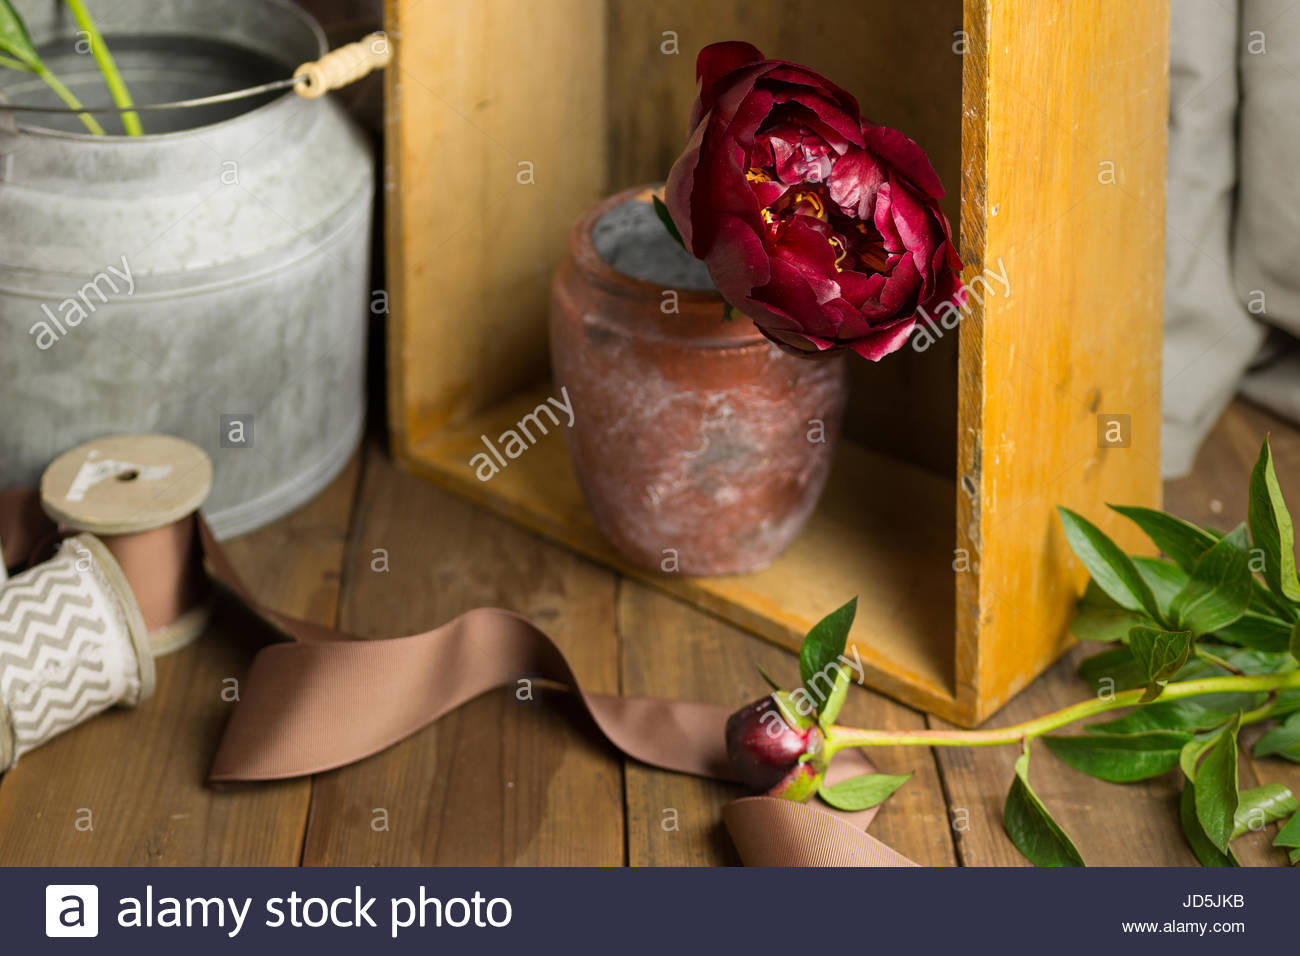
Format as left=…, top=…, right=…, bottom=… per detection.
left=4, top=0, right=327, bottom=143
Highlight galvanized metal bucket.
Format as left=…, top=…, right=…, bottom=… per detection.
left=0, top=0, right=374, bottom=537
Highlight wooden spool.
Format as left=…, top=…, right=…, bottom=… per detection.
left=40, top=435, right=213, bottom=656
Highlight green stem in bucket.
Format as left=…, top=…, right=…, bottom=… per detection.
left=64, top=0, right=140, bottom=135
left=34, top=63, right=103, bottom=135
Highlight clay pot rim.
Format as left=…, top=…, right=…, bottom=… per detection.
left=570, top=185, right=784, bottom=349
left=571, top=185, right=725, bottom=302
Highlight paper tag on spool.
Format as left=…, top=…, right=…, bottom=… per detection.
left=40, top=435, right=214, bottom=656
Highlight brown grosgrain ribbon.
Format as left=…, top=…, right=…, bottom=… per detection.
left=0, top=488, right=915, bottom=867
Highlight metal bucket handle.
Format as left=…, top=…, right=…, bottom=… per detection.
left=0, top=31, right=392, bottom=116
left=293, top=32, right=391, bottom=99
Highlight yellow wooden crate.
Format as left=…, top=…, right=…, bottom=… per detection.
left=382, top=0, right=1169, bottom=725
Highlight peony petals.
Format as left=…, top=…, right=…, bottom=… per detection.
left=704, top=214, right=773, bottom=303
left=753, top=258, right=844, bottom=339
left=873, top=182, right=902, bottom=253
left=694, top=42, right=766, bottom=126
left=761, top=123, right=835, bottom=185
left=758, top=325, right=842, bottom=356
left=848, top=318, right=918, bottom=361
left=862, top=122, right=945, bottom=199
left=886, top=175, right=941, bottom=257
left=760, top=65, right=862, bottom=126
left=829, top=149, right=886, bottom=220
left=773, top=217, right=841, bottom=303
left=664, top=116, right=711, bottom=254
left=765, top=88, right=865, bottom=150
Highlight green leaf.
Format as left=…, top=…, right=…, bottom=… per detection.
left=1133, top=557, right=1189, bottom=620
left=1231, top=784, right=1298, bottom=839
left=1214, top=612, right=1295, bottom=653
left=1070, top=581, right=1148, bottom=642
left=1071, top=604, right=1148, bottom=642
left=1169, top=524, right=1253, bottom=636
left=1113, top=504, right=1292, bottom=619
left=799, top=597, right=856, bottom=718
left=1003, top=741, right=1086, bottom=867
left=1254, top=711, right=1300, bottom=762
left=1180, top=782, right=1239, bottom=866
left=651, top=195, right=686, bottom=250
left=1111, top=504, right=1219, bottom=571
left=1078, top=643, right=1274, bottom=698
left=0, top=0, right=41, bottom=69
left=754, top=663, right=782, bottom=693
left=817, top=772, right=911, bottom=811
left=1043, top=731, right=1189, bottom=782
left=1058, top=507, right=1163, bottom=620
left=1179, top=735, right=1212, bottom=781
left=1207, top=645, right=1295, bottom=675
left=1087, top=700, right=1229, bottom=737
left=1292, top=618, right=1300, bottom=664
left=1127, top=625, right=1194, bottom=702
left=1078, top=645, right=1147, bottom=692
left=1249, top=437, right=1300, bottom=604
left=1268, top=689, right=1300, bottom=720
left=1192, top=716, right=1241, bottom=853
left=1274, top=811, right=1300, bottom=848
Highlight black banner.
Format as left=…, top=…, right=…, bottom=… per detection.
left=3, top=866, right=1288, bottom=952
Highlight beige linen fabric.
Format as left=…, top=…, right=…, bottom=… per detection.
left=1165, top=0, right=1300, bottom=476
left=1163, top=0, right=1265, bottom=477
left=1234, top=1, right=1300, bottom=432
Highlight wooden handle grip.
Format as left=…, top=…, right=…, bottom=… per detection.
left=294, top=32, right=392, bottom=99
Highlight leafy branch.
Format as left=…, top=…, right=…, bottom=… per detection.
left=0, top=0, right=140, bottom=135
left=737, top=436, right=1300, bottom=866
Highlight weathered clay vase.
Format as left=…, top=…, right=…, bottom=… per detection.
left=550, top=186, right=850, bottom=576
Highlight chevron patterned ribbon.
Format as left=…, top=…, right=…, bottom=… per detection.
left=0, top=534, right=154, bottom=769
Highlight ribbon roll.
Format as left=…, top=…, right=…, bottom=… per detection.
left=40, top=435, right=213, bottom=657
left=0, top=534, right=155, bottom=770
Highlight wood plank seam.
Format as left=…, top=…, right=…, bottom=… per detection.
left=298, top=447, right=371, bottom=866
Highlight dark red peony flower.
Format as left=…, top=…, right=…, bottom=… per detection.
left=665, top=41, right=964, bottom=361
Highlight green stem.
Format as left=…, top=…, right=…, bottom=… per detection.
left=1194, top=646, right=1245, bottom=676
left=33, top=65, right=103, bottom=135
left=824, top=670, right=1300, bottom=756
left=0, top=54, right=30, bottom=71
left=64, top=0, right=140, bottom=135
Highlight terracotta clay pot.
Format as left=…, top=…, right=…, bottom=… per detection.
left=550, top=186, right=850, bottom=576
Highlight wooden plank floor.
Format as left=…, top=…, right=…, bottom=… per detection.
left=0, top=398, right=1296, bottom=866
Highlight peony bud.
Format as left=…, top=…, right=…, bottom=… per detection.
left=725, top=695, right=824, bottom=796
left=765, top=760, right=824, bottom=802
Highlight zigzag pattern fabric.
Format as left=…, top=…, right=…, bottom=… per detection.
left=0, top=535, right=148, bottom=769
